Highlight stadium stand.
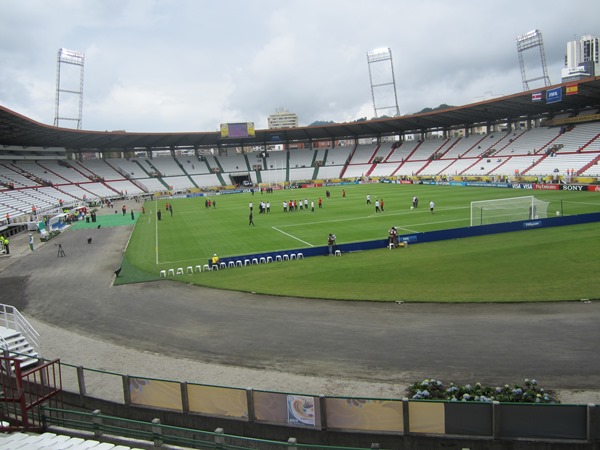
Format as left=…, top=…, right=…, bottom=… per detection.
left=1, top=121, right=599, bottom=224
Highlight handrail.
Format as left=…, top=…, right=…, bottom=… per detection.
left=0, top=303, right=39, bottom=350
left=41, top=406, right=375, bottom=450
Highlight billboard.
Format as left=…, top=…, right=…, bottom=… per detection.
left=220, top=122, right=255, bottom=139
left=546, top=87, right=562, bottom=104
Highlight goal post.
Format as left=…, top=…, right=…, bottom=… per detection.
left=470, top=196, right=550, bottom=226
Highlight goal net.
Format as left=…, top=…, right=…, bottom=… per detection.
left=470, top=196, right=550, bottom=226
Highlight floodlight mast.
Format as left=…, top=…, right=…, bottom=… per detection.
left=515, top=29, right=551, bottom=91
left=367, top=47, right=400, bottom=118
left=54, top=48, right=85, bottom=129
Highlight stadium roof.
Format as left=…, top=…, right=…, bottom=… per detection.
left=1, top=77, right=600, bottom=152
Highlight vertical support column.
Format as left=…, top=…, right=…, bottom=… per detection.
left=246, top=388, right=255, bottom=422
left=319, top=394, right=327, bottom=430
left=587, top=403, right=596, bottom=443
left=122, top=375, right=131, bottom=405
left=76, top=366, right=86, bottom=396
left=402, top=397, right=410, bottom=435
left=92, top=409, right=103, bottom=437
left=214, top=427, right=224, bottom=449
left=151, top=418, right=163, bottom=447
left=181, top=382, right=189, bottom=413
left=492, top=400, right=501, bottom=439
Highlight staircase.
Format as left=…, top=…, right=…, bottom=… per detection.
left=0, top=303, right=39, bottom=370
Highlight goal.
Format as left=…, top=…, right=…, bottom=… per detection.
left=470, top=196, right=550, bottom=226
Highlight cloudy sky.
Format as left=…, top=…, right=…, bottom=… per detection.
left=1, top=0, right=598, bottom=133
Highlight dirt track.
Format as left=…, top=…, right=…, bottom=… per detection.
left=1, top=200, right=599, bottom=403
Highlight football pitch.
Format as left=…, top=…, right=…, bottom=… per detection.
left=118, top=183, right=600, bottom=302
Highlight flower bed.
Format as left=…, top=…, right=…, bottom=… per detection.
left=407, top=378, right=557, bottom=403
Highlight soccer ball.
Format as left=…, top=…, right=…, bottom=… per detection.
left=410, top=206, right=414, bottom=209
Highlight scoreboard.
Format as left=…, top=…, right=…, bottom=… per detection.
left=220, top=122, right=255, bottom=139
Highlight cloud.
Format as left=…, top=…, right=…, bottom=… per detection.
left=0, top=0, right=599, bottom=133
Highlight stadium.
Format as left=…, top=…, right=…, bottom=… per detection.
left=1, top=50, right=600, bottom=450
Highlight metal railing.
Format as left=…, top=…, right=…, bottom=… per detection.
left=41, top=407, right=379, bottom=450
left=0, top=303, right=40, bottom=350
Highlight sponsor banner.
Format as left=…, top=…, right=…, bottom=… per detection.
left=561, top=185, right=586, bottom=191
left=532, top=92, right=542, bottom=101
left=534, top=184, right=560, bottom=191
left=512, top=183, right=533, bottom=189
left=449, top=181, right=466, bottom=186
left=523, top=221, right=542, bottom=228
left=566, top=84, right=578, bottom=95
left=465, top=182, right=511, bottom=188
left=287, top=395, right=316, bottom=426
left=401, top=235, right=418, bottom=244
left=546, top=87, right=562, bottom=104
left=400, top=180, right=413, bottom=184
left=587, top=185, right=600, bottom=192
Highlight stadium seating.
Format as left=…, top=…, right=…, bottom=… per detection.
left=1, top=123, right=599, bottom=224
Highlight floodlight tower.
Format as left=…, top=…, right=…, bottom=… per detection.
left=516, top=30, right=551, bottom=91
left=366, top=47, right=400, bottom=118
left=54, top=48, right=85, bottom=129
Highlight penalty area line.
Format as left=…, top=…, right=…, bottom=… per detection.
left=272, top=227, right=314, bottom=247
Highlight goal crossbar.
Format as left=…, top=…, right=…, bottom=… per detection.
left=470, top=196, right=550, bottom=226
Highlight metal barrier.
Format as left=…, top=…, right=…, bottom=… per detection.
left=0, top=357, right=62, bottom=432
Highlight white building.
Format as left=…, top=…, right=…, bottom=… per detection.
left=561, top=34, right=599, bottom=82
left=268, top=109, right=299, bottom=129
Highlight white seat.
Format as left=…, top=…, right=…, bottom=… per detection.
left=176, top=267, right=184, bottom=275
left=195, top=265, right=202, bottom=272
left=236, top=260, right=242, bottom=267
left=219, top=262, right=226, bottom=269
left=160, top=270, right=166, bottom=278
left=251, top=258, right=259, bottom=265
left=283, top=254, right=289, bottom=261
left=388, top=243, right=395, bottom=250
left=266, top=256, right=273, bottom=263
left=275, top=255, right=282, bottom=262
left=335, top=250, right=341, bottom=256
left=259, top=257, right=266, bottom=264
left=290, top=254, right=296, bottom=260
left=297, top=253, right=304, bottom=259
left=187, top=266, right=193, bottom=274
left=244, top=259, right=250, bottom=266
left=168, top=269, right=175, bottom=276
left=203, top=264, right=210, bottom=272
left=228, top=261, right=235, bottom=268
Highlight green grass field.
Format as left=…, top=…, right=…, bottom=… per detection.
left=117, top=183, right=600, bottom=302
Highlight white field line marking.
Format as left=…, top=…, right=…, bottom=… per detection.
left=272, top=226, right=314, bottom=247
left=396, top=227, right=420, bottom=234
